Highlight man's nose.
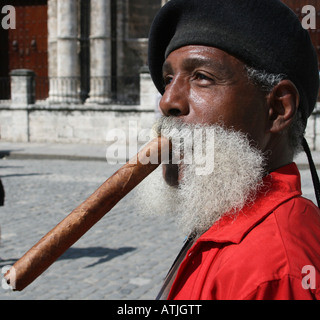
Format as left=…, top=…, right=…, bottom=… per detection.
left=159, top=77, right=189, bottom=117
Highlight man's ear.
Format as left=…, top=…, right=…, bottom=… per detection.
left=267, top=80, right=300, bottom=133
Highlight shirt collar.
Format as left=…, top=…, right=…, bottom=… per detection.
left=197, top=163, right=302, bottom=244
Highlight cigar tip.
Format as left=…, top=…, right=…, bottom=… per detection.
left=3, top=267, right=19, bottom=290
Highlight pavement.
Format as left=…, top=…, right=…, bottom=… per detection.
left=0, top=140, right=319, bottom=301
left=0, top=141, right=111, bottom=162
left=0, top=140, right=185, bottom=300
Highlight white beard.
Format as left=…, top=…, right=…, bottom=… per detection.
left=134, top=117, right=266, bottom=238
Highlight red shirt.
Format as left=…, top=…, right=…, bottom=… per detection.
left=167, top=163, right=320, bottom=300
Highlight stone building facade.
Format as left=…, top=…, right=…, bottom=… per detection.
left=48, top=0, right=167, bottom=105
left=0, top=0, right=167, bottom=147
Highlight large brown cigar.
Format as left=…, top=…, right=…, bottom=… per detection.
left=5, top=136, right=171, bottom=291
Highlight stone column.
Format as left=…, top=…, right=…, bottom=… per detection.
left=48, top=0, right=58, bottom=102
left=53, top=0, right=80, bottom=103
left=86, top=0, right=112, bottom=104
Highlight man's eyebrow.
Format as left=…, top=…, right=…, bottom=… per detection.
left=181, top=56, right=229, bottom=75
left=162, top=56, right=233, bottom=77
left=162, top=61, right=173, bottom=75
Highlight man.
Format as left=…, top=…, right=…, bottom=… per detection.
left=139, top=0, right=320, bottom=299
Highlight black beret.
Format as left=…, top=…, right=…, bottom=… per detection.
left=148, top=0, right=319, bottom=123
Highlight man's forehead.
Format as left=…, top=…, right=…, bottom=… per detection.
left=162, top=45, right=242, bottom=77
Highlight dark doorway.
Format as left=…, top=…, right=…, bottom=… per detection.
left=0, top=0, right=48, bottom=100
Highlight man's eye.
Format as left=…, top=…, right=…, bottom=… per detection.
left=164, top=76, right=173, bottom=86
left=195, top=73, right=212, bottom=81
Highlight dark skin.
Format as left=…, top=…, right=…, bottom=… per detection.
left=159, top=45, right=300, bottom=186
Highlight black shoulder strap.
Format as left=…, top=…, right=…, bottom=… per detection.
left=302, top=137, right=320, bottom=207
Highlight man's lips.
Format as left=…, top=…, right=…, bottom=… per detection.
left=162, top=163, right=180, bottom=187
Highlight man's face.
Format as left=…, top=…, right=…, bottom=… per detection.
left=160, top=45, right=269, bottom=145
left=159, top=45, right=270, bottom=185
left=136, top=45, right=267, bottom=235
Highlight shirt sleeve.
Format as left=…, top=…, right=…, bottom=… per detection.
left=243, top=275, right=319, bottom=300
